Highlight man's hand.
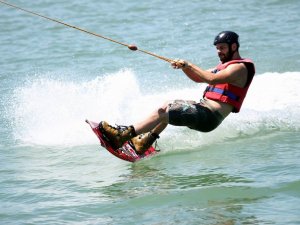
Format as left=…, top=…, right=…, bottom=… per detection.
left=171, top=59, right=189, bottom=69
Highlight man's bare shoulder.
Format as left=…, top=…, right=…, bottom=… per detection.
left=225, top=63, right=248, bottom=87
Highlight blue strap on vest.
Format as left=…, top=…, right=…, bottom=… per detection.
left=205, top=86, right=239, bottom=101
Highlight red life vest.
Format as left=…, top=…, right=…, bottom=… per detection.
left=203, top=58, right=255, bottom=113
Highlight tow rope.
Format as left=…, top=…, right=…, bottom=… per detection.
left=0, top=0, right=173, bottom=63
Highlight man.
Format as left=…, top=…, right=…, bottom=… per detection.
left=99, top=31, right=255, bottom=154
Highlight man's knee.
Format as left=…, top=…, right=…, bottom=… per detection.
left=156, top=101, right=170, bottom=122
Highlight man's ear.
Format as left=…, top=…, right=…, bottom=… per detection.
left=231, top=43, right=237, bottom=52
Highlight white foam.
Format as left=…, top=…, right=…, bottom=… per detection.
left=9, top=71, right=300, bottom=147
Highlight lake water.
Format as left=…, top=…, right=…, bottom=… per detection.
left=1, top=0, right=300, bottom=224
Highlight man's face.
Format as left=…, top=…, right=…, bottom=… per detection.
left=215, top=43, right=231, bottom=63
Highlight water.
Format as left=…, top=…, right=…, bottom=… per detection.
left=1, top=0, right=300, bottom=224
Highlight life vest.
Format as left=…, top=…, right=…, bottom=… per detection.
left=203, top=58, right=255, bottom=113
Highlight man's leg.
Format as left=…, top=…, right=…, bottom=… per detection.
left=130, top=102, right=170, bottom=154
left=100, top=101, right=170, bottom=150
left=133, top=101, right=169, bottom=135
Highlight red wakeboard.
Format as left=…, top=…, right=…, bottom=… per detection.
left=86, top=120, right=158, bottom=162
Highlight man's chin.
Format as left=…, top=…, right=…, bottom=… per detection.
left=220, top=57, right=230, bottom=63
left=219, top=56, right=226, bottom=63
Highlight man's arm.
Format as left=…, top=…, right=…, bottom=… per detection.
left=172, top=60, right=248, bottom=87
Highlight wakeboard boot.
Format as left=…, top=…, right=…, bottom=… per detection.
left=130, top=132, right=159, bottom=155
left=99, top=121, right=136, bottom=149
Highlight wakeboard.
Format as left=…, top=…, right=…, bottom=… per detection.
left=86, top=120, right=158, bottom=162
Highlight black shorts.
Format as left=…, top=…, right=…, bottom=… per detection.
left=168, top=100, right=224, bottom=132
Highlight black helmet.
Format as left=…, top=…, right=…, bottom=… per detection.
left=214, top=31, right=239, bottom=48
